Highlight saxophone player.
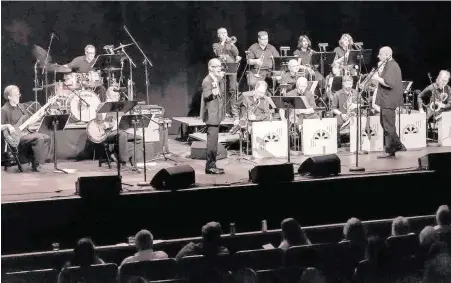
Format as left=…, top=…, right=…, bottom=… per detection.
left=417, top=70, right=451, bottom=117
left=212, top=28, right=241, bottom=117
left=280, top=77, right=319, bottom=127
left=232, top=81, right=275, bottom=130
left=278, top=59, right=302, bottom=92
left=331, top=76, right=359, bottom=147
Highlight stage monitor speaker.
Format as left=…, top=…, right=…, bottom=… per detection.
left=76, top=175, right=122, bottom=199
left=298, top=154, right=341, bottom=177
left=190, top=141, right=227, bottom=160
left=249, top=163, right=294, bottom=184
left=418, top=152, right=451, bottom=173
left=150, top=165, right=195, bottom=191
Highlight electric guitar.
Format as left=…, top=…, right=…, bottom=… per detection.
left=2, top=94, right=63, bottom=147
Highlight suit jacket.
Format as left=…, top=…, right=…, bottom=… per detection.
left=200, top=74, right=225, bottom=126
left=375, top=60, right=403, bottom=109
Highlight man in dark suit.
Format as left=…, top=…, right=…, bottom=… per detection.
left=372, top=46, right=406, bottom=158
left=200, top=58, right=226, bottom=174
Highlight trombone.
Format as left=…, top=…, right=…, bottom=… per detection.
left=254, top=53, right=265, bottom=78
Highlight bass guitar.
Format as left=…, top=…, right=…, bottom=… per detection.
left=3, top=94, right=64, bottom=147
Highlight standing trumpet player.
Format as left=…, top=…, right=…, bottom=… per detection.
left=213, top=28, right=241, bottom=117
left=200, top=59, right=226, bottom=175
left=417, top=70, right=451, bottom=118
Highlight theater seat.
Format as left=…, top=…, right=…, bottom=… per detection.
left=3, top=268, right=58, bottom=283
left=59, top=263, right=118, bottom=283
left=119, top=259, right=179, bottom=283
left=177, top=254, right=231, bottom=283
left=233, top=249, right=284, bottom=271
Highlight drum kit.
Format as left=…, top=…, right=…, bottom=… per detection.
left=38, top=44, right=133, bottom=123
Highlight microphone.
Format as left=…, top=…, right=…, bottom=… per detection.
left=51, top=32, right=59, bottom=40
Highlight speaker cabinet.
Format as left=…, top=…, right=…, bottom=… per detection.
left=298, top=154, right=341, bottom=177
left=150, top=165, right=196, bottom=191
left=418, top=152, right=451, bottom=173
left=76, top=175, right=122, bottom=199
left=190, top=141, right=227, bottom=160
left=249, top=163, right=294, bottom=184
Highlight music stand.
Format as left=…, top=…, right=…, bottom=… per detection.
left=273, top=56, right=298, bottom=72
left=270, top=96, right=308, bottom=164
left=348, top=49, right=372, bottom=73
left=38, top=114, right=70, bottom=173
left=119, top=114, right=151, bottom=173
left=223, top=62, right=240, bottom=75
left=311, top=52, right=335, bottom=77
left=97, top=101, right=137, bottom=181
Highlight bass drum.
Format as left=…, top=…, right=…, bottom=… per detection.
left=66, top=90, right=101, bottom=122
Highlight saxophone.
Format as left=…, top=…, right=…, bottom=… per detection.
left=429, top=88, right=448, bottom=112
left=340, top=89, right=358, bottom=131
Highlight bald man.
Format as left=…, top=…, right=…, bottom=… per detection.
left=279, top=59, right=301, bottom=91
left=372, top=46, right=406, bottom=158
left=200, top=59, right=225, bottom=174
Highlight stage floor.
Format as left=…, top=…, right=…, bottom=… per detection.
left=1, top=137, right=450, bottom=203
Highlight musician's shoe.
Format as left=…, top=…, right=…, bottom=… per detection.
left=396, top=144, right=407, bottom=152
left=377, top=153, right=395, bottom=159
left=31, top=166, right=41, bottom=172
left=216, top=167, right=225, bottom=172
left=205, top=168, right=225, bottom=175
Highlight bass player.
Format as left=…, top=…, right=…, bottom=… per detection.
left=1, top=85, right=51, bottom=172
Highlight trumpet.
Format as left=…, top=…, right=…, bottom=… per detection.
left=254, top=54, right=265, bottom=78
left=226, top=36, right=237, bottom=44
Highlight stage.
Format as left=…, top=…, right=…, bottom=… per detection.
left=2, top=135, right=450, bottom=203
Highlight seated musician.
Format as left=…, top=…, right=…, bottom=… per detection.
left=293, top=35, right=325, bottom=88
left=280, top=77, right=319, bottom=129
left=331, top=76, right=361, bottom=146
left=325, top=62, right=342, bottom=100
left=278, top=59, right=301, bottom=93
left=417, top=70, right=451, bottom=117
left=63, top=44, right=107, bottom=102
left=96, top=87, right=142, bottom=166
left=246, top=31, right=280, bottom=90
left=1, top=85, right=51, bottom=172
left=333, top=33, right=354, bottom=65
left=232, top=81, right=276, bottom=130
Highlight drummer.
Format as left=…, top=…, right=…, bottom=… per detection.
left=63, top=45, right=107, bottom=101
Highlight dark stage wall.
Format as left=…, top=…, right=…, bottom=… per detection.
left=2, top=2, right=451, bottom=134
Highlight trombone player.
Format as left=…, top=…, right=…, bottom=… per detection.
left=417, top=70, right=451, bottom=117
left=213, top=27, right=241, bottom=117
left=247, top=31, right=280, bottom=90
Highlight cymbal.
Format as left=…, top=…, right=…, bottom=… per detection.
left=40, top=64, right=71, bottom=73
left=113, top=43, right=134, bottom=51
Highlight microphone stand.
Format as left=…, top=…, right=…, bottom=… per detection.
left=349, top=62, right=385, bottom=172
left=33, top=61, right=43, bottom=112
left=42, top=33, right=56, bottom=102
left=63, top=84, right=91, bottom=122
left=427, top=73, right=439, bottom=141
left=123, top=25, right=153, bottom=104
left=119, top=43, right=136, bottom=100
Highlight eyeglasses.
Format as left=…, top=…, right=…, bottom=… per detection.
left=211, top=65, right=222, bottom=68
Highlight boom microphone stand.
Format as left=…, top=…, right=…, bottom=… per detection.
left=119, top=43, right=136, bottom=100
left=42, top=33, right=56, bottom=102
left=123, top=25, right=153, bottom=104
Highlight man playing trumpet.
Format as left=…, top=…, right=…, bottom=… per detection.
left=213, top=27, right=241, bottom=117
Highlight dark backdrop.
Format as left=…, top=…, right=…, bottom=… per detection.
left=2, top=1, right=451, bottom=134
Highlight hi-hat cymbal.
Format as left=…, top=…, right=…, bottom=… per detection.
left=40, top=64, right=71, bottom=73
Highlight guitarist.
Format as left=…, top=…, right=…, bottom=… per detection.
left=417, top=70, right=451, bottom=119
left=1, top=85, right=50, bottom=172
left=95, top=87, right=141, bottom=166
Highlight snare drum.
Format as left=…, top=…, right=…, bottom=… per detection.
left=66, top=90, right=101, bottom=122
